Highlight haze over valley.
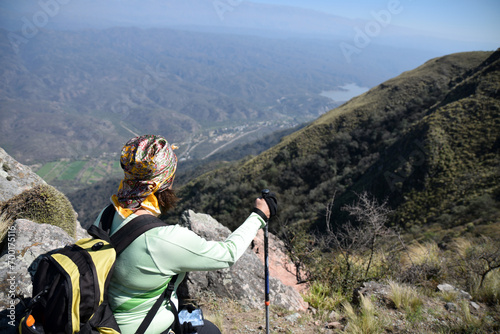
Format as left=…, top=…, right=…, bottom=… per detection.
left=0, top=0, right=497, bottom=191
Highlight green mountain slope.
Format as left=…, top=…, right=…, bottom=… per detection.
left=173, top=50, right=500, bottom=233
left=374, top=51, right=500, bottom=228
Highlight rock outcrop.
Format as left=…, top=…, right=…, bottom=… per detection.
left=177, top=210, right=308, bottom=311
left=0, top=147, right=46, bottom=203
left=0, top=219, right=76, bottom=332
left=0, top=148, right=84, bottom=241
left=1, top=184, right=79, bottom=239
left=0, top=219, right=76, bottom=309
left=0, top=211, right=307, bottom=332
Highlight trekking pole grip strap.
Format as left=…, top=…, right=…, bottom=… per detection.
left=252, top=208, right=269, bottom=223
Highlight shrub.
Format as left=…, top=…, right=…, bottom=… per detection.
left=303, top=281, right=346, bottom=312
left=451, top=236, right=500, bottom=303
left=0, top=184, right=77, bottom=239
left=472, top=268, right=500, bottom=305
left=320, top=192, right=398, bottom=294
left=399, top=241, right=444, bottom=285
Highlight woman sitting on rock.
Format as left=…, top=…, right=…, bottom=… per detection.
left=93, top=134, right=274, bottom=334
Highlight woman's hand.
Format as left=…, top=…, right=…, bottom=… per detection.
left=254, top=198, right=271, bottom=219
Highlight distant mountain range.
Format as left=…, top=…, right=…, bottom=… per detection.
left=0, top=26, right=435, bottom=163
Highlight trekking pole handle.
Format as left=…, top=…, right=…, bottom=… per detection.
left=260, top=189, right=277, bottom=220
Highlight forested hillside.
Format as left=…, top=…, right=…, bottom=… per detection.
left=172, top=50, right=500, bottom=234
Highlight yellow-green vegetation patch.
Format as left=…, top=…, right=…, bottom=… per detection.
left=80, top=163, right=98, bottom=183
left=36, top=161, right=59, bottom=179
left=59, top=160, right=87, bottom=180
left=89, top=161, right=110, bottom=180
left=304, top=281, right=347, bottom=312
left=0, top=184, right=77, bottom=239
left=69, top=160, right=121, bottom=185
left=38, top=159, right=124, bottom=185
left=37, top=160, right=71, bottom=183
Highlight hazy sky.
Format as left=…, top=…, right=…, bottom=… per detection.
left=251, top=0, right=500, bottom=44
left=0, top=0, right=498, bottom=53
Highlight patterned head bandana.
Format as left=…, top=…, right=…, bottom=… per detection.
left=111, top=135, right=177, bottom=218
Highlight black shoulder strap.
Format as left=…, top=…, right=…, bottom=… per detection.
left=94, top=204, right=167, bottom=256
left=110, top=214, right=167, bottom=256
left=136, top=275, right=180, bottom=334
left=99, top=204, right=117, bottom=233
left=87, top=204, right=116, bottom=242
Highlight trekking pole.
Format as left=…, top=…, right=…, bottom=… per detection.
left=261, top=189, right=271, bottom=334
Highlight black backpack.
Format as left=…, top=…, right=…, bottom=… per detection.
left=18, top=205, right=177, bottom=334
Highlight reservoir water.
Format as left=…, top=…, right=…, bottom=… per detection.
left=320, top=83, right=370, bottom=102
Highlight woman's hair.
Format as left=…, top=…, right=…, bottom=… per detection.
left=155, top=188, right=178, bottom=215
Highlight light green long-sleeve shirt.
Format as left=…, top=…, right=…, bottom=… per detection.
left=93, top=209, right=265, bottom=334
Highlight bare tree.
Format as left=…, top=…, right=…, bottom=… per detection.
left=324, top=191, right=396, bottom=289
left=325, top=192, right=336, bottom=234
left=455, top=236, right=500, bottom=290
left=342, top=191, right=393, bottom=277
left=280, top=191, right=399, bottom=290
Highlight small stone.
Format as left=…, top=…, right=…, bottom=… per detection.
left=459, top=290, right=472, bottom=300
left=327, top=321, right=343, bottom=329
left=285, top=312, right=301, bottom=323
left=437, top=283, right=455, bottom=292
left=470, top=301, right=480, bottom=310
left=445, top=302, right=457, bottom=311
left=328, top=310, right=340, bottom=321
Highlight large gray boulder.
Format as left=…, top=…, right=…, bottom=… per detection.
left=178, top=210, right=308, bottom=311
left=0, top=219, right=76, bottom=332
left=0, top=219, right=75, bottom=308
left=0, top=147, right=46, bottom=203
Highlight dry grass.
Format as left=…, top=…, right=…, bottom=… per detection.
left=400, top=241, right=441, bottom=269
left=342, top=293, right=387, bottom=334
left=450, top=237, right=473, bottom=258
left=388, top=281, right=423, bottom=312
